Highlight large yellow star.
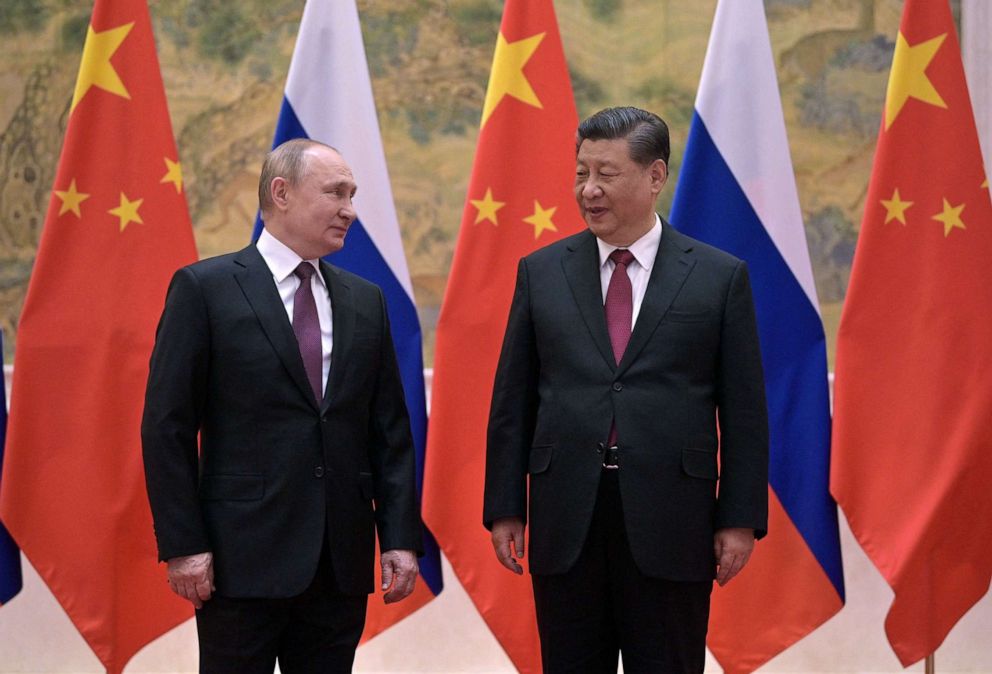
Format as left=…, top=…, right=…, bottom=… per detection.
left=931, top=198, right=965, bottom=237
left=71, top=21, right=134, bottom=112
left=480, top=31, right=546, bottom=127
left=881, top=188, right=913, bottom=224
left=161, top=157, right=184, bottom=193
left=523, top=200, right=558, bottom=239
left=884, top=31, right=947, bottom=130
left=53, top=179, right=90, bottom=218
left=109, top=192, right=144, bottom=232
left=470, top=187, right=505, bottom=226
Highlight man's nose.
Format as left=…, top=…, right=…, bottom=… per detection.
left=581, top=179, right=603, bottom=199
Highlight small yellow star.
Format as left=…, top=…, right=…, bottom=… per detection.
left=161, top=157, right=184, bottom=193
left=523, top=200, right=558, bottom=239
left=71, top=21, right=134, bottom=112
left=481, top=31, right=546, bottom=127
left=53, top=179, right=90, bottom=218
left=931, top=198, right=965, bottom=237
left=982, top=177, right=988, bottom=189
left=109, top=192, right=144, bottom=232
left=885, top=31, right=947, bottom=130
left=881, top=188, right=913, bottom=225
left=470, top=187, right=506, bottom=226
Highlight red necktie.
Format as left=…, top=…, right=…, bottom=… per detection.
left=605, top=249, right=635, bottom=447
left=605, top=249, right=635, bottom=365
left=293, top=262, right=323, bottom=402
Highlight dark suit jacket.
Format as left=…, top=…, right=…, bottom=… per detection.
left=484, top=223, right=768, bottom=582
left=142, top=244, right=421, bottom=598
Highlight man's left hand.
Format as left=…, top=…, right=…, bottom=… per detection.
left=380, top=549, right=418, bottom=604
left=714, top=527, right=755, bottom=586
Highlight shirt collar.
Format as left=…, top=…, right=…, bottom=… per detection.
left=597, top=214, right=663, bottom=270
left=256, top=228, right=325, bottom=287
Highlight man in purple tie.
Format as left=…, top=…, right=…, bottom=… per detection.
left=484, top=107, right=769, bottom=673
left=142, top=139, right=421, bottom=673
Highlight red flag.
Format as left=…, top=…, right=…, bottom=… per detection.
left=0, top=0, right=198, bottom=671
left=830, top=0, right=992, bottom=666
left=421, top=1, right=584, bottom=670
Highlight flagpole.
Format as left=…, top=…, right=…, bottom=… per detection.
left=925, top=654, right=935, bottom=674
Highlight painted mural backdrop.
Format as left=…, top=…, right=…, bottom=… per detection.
left=1, top=0, right=923, bottom=365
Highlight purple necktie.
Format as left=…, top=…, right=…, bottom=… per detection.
left=293, top=262, right=323, bottom=402
left=605, top=249, right=635, bottom=447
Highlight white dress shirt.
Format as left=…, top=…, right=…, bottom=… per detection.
left=256, top=229, right=333, bottom=393
left=597, top=214, right=663, bottom=328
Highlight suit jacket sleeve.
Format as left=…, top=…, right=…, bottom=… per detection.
left=141, top=267, right=211, bottom=561
left=483, top=258, right=540, bottom=529
left=367, top=287, right=424, bottom=554
left=715, top=261, right=769, bottom=537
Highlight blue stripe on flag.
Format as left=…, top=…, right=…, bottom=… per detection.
left=0, top=330, right=23, bottom=604
left=671, top=113, right=844, bottom=597
left=253, top=98, right=444, bottom=595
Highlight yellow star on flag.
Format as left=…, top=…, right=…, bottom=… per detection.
left=109, top=192, right=144, bottom=232
left=523, top=200, right=558, bottom=239
left=982, top=177, right=988, bottom=189
left=470, top=187, right=506, bottom=226
left=161, top=157, right=184, bottom=193
left=71, top=21, right=135, bottom=113
left=931, top=198, right=965, bottom=237
left=884, top=31, right=947, bottom=130
left=881, top=188, right=913, bottom=224
left=480, top=31, right=546, bottom=127
left=53, top=179, right=90, bottom=218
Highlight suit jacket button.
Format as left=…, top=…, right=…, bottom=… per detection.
left=314, top=466, right=325, bottom=478
left=612, top=382, right=623, bottom=391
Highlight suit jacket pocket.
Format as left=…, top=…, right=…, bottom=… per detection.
left=665, top=309, right=710, bottom=323
left=681, top=448, right=719, bottom=480
left=529, top=444, right=553, bottom=475
left=359, top=471, right=375, bottom=501
left=200, top=474, right=264, bottom=501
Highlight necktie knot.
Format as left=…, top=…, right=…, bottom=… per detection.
left=294, top=262, right=316, bottom=281
left=609, top=249, right=635, bottom=269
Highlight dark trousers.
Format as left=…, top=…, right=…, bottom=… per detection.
left=531, top=470, right=712, bottom=674
left=195, top=546, right=367, bottom=674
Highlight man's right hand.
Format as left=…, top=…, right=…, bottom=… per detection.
left=491, top=517, right=526, bottom=575
left=167, top=551, right=214, bottom=609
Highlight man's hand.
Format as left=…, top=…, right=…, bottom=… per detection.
left=714, top=528, right=755, bottom=586
left=380, top=549, right=419, bottom=604
left=491, top=517, right=526, bottom=575
left=167, top=552, right=214, bottom=609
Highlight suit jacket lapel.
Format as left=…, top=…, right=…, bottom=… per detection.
left=617, top=222, right=696, bottom=376
left=321, top=261, right=353, bottom=414
left=233, top=245, right=320, bottom=411
left=562, top=231, right=617, bottom=372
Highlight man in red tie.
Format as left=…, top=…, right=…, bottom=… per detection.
left=484, top=107, right=769, bottom=673
left=142, top=139, right=421, bottom=673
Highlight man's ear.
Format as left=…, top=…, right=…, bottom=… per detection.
left=650, top=159, right=669, bottom=194
left=270, top=176, right=290, bottom=210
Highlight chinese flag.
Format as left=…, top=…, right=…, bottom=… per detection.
left=421, top=1, right=584, bottom=671
left=0, top=1, right=198, bottom=671
left=830, top=0, right=992, bottom=666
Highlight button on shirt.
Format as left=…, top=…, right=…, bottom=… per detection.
left=256, top=229, right=333, bottom=394
left=597, top=215, right=662, bottom=328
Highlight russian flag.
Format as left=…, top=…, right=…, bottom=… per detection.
left=253, top=0, right=443, bottom=634
left=0, top=330, right=23, bottom=606
left=669, top=1, right=843, bottom=671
